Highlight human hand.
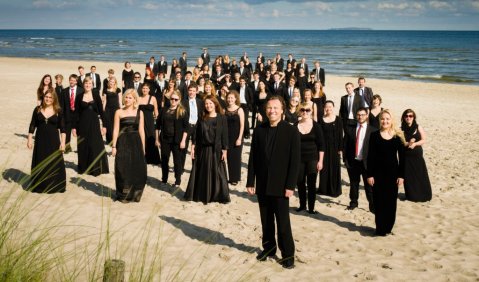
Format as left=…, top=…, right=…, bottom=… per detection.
left=27, top=139, right=33, bottom=150
left=112, top=148, right=117, bottom=157
left=221, top=150, right=227, bottom=161
left=235, top=139, right=242, bottom=146
left=317, top=161, right=323, bottom=172
left=180, top=140, right=186, bottom=149
left=72, top=129, right=77, bottom=137
left=285, top=189, right=294, bottom=198
left=155, top=139, right=161, bottom=148
left=101, top=127, right=107, bottom=136
left=191, top=147, right=195, bottom=160
left=397, top=178, right=404, bottom=186
left=246, top=187, right=255, bottom=195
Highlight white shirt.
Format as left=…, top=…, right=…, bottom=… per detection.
left=355, top=123, right=368, bottom=160
left=189, top=98, right=198, bottom=124
left=359, top=87, right=369, bottom=107
left=239, top=86, right=247, bottom=104
left=348, top=93, right=355, bottom=119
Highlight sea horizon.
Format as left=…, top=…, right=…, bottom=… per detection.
left=1, top=29, right=478, bottom=85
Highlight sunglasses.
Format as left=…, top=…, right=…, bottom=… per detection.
left=300, top=108, right=311, bottom=113
left=170, top=98, right=179, bottom=101
left=405, top=114, right=414, bottom=118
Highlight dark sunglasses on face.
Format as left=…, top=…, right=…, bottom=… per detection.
left=405, top=114, right=414, bottom=118
left=300, top=108, right=311, bottom=112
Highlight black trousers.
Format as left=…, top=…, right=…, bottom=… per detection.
left=346, top=159, right=373, bottom=209
left=65, top=123, right=73, bottom=150
left=161, top=140, right=183, bottom=185
left=298, top=160, right=318, bottom=211
left=182, top=124, right=197, bottom=171
left=251, top=107, right=257, bottom=129
left=241, top=104, right=250, bottom=137
left=257, top=194, right=295, bottom=261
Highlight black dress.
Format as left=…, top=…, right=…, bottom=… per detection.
left=367, top=132, right=405, bottom=236
left=139, top=95, right=161, bottom=165
left=402, top=123, right=432, bottom=202
left=28, top=108, right=66, bottom=193
left=122, top=69, right=134, bottom=92
left=312, top=95, right=326, bottom=121
left=226, top=108, right=242, bottom=183
left=368, top=109, right=382, bottom=130
left=318, top=116, right=343, bottom=197
left=115, top=111, right=147, bottom=202
left=255, top=93, right=269, bottom=125
left=76, top=99, right=109, bottom=176
left=104, top=89, right=121, bottom=144
left=284, top=110, right=298, bottom=124
left=184, top=116, right=230, bottom=204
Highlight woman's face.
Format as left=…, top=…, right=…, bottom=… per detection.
left=124, top=93, right=134, bottom=106
left=205, top=99, right=215, bottom=114
left=84, top=80, right=92, bottom=91
left=108, top=79, right=115, bottom=88
left=43, top=76, right=51, bottom=85
left=199, top=78, right=205, bottom=86
left=289, top=98, right=299, bottom=107
left=314, top=82, right=321, bottom=91
left=380, top=112, right=392, bottom=130
left=55, top=77, right=62, bottom=84
left=43, top=93, right=53, bottom=106
left=126, top=62, right=131, bottom=68
left=373, top=98, right=381, bottom=107
left=403, top=112, right=415, bottom=125
left=300, top=106, right=312, bottom=119
left=259, top=81, right=266, bottom=91
left=142, top=86, right=149, bottom=95
left=324, top=102, right=334, bottom=116
left=293, top=89, right=301, bottom=98
left=205, top=84, right=212, bottom=94
left=170, top=94, right=180, bottom=106
left=169, top=81, right=175, bottom=89
left=226, top=94, right=236, bottom=105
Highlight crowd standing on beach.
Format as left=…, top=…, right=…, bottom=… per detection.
left=29, top=49, right=433, bottom=269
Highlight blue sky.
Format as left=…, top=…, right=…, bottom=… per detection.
left=0, top=0, right=478, bottom=30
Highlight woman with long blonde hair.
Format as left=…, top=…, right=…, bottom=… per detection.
left=367, top=109, right=406, bottom=236
left=111, top=89, right=146, bottom=203
left=157, top=90, right=188, bottom=187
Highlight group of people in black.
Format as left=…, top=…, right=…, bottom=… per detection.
left=28, top=50, right=432, bottom=270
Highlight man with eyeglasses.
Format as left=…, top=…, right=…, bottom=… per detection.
left=343, top=107, right=377, bottom=212
left=133, top=72, right=143, bottom=93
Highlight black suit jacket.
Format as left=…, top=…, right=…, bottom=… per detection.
left=354, top=87, right=374, bottom=108
left=275, top=58, right=284, bottom=71
left=201, top=53, right=210, bottom=65
left=312, top=68, right=325, bottom=86
left=296, top=63, right=309, bottom=76
left=179, top=57, right=187, bottom=74
left=60, top=86, right=84, bottom=124
left=210, top=71, right=224, bottom=88
left=77, top=75, right=86, bottom=88
left=157, top=107, right=188, bottom=144
left=247, top=121, right=301, bottom=196
left=182, top=97, right=205, bottom=124
left=146, top=62, right=159, bottom=76
left=238, top=68, right=251, bottom=82
left=270, top=81, right=287, bottom=99
left=158, top=61, right=168, bottom=74
left=86, top=73, right=101, bottom=92
left=343, top=123, right=377, bottom=169
left=339, top=94, right=362, bottom=125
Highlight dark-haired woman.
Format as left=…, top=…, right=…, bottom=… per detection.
left=318, top=100, right=343, bottom=197
left=157, top=90, right=188, bottom=186
left=184, top=95, right=230, bottom=204
left=138, top=83, right=161, bottom=165
left=37, top=74, right=54, bottom=105
left=401, top=109, right=432, bottom=202
left=103, top=77, right=122, bottom=145
left=225, top=91, right=245, bottom=185
left=368, top=94, right=383, bottom=130
left=122, top=61, right=134, bottom=92
left=27, top=90, right=66, bottom=193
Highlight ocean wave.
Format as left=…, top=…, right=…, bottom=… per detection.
left=407, top=74, right=476, bottom=83
left=30, top=37, right=54, bottom=40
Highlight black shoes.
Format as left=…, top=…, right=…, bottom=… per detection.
left=281, top=259, right=295, bottom=269
left=296, top=207, right=306, bottom=212
left=308, top=210, right=318, bottom=214
left=256, top=250, right=276, bottom=261
left=346, top=205, right=357, bottom=210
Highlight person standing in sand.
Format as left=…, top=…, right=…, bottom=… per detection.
left=367, top=109, right=405, bottom=236
left=247, top=96, right=300, bottom=269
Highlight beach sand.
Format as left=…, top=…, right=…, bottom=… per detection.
left=1, top=57, right=478, bottom=281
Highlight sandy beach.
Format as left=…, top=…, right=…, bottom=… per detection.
left=1, top=56, right=478, bottom=281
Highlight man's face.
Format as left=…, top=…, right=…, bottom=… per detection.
left=91, top=67, right=96, bottom=73
left=69, top=77, right=77, bottom=87
left=134, top=74, right=141, bottom=82
left=356, top=110, right=368, bottom=124
left=188, top=87, right=197, bottom=98
left=266, top=99, right=283, bottom=123
left=346, top=84, right=354, bottom=94
left=358, top=79, right=366, bottom=88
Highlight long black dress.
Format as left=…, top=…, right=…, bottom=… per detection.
left=122, top=69, right=134, bottom=92
left=312, top=95, right=326, bottom=122
left=75, top=97, right=109, bottom=176
left=318, top=116, right=343, bottom=197
left=184, top=116, right=230, bottom=204
left=402, top=123, right=432, bottom=202
left=225, top=107, right=242, bottom=183
left=367, top=132, right=405, bottom=236
left=255, top=93, right=269, bottom=125
left=104, top=88, right=121, bottom=144
left=28, top=108, right=66, bottom=193
left=115, top=111, right=147, bottom=202
left=139, top=95, right=161, bottom=165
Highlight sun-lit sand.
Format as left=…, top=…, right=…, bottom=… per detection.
left=1, top=57, right=478, bottom=280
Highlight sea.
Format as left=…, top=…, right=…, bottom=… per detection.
left=0, top=29, right=478, bottom=85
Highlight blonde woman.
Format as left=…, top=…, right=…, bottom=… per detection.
left=312, top=81, right=326, bottom=121
left=111, top=89, right=146, bottom=203
left=367, top=109, right=406, bottom=236
left=302, top=89, right=317, bottom=122
left=27, top=90, right=66, bottom=193
left=157, top=90, right=188, bottom=187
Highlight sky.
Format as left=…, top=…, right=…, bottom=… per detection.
left=0, top=0, right=478, bottom=30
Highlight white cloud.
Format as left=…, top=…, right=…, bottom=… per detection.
left=33, top=0, right=76, bottom=9
left=471, top=1, right=479, bottom=10
left=272, top=9, right=280, bottom=17
left=305, top=1, right=332, bottom=15
left=141, top=2, right=159, bottom=10
left=377, top=2, right=423, bottom=11
left=429, top=1, right=452, bottom=10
